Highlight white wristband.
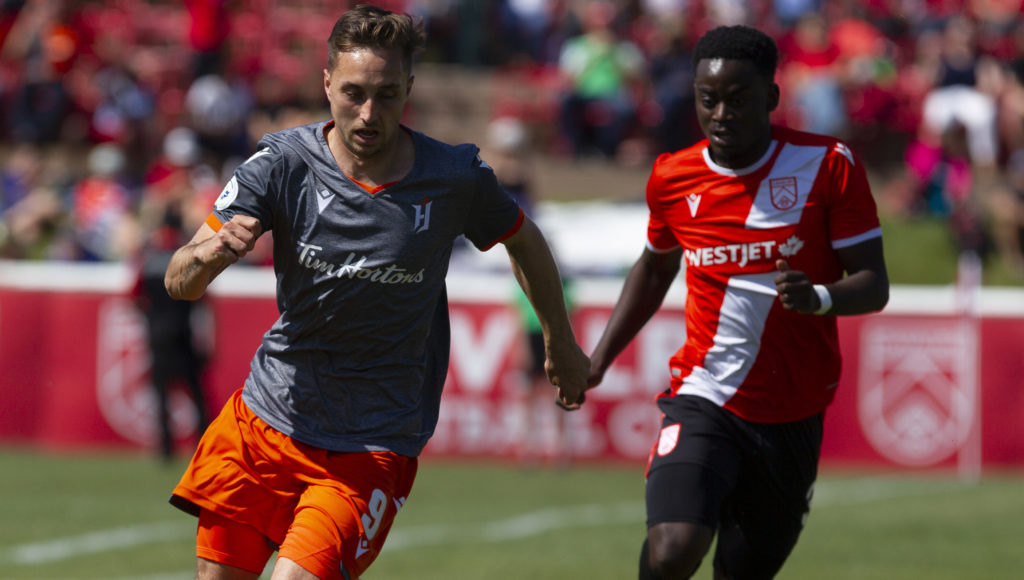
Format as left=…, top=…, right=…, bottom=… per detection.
left=812, top=284, right=832, bottom=315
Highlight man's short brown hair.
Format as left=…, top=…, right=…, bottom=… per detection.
left=327, top=4, right=426, bottom=73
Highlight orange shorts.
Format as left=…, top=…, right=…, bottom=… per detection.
left=171, top=389, right=418, bottom=579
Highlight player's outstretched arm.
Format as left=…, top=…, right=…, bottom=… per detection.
left=165, top=215, right=262, bottom=301
left=775, top=236, right=889, bottom=315
left=502, top=216, right=591, bottom=409
left=589, top=247, right=681, bottom=388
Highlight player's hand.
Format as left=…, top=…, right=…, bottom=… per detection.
left=555, top=391, right=585, bottom=411
left=556, top=358, right=609, bottom=411
left=200, top=215, right=262, bottom=265
left=546, top=341, right=592, bottom=411
left=587, top=367, right=604, bottom=390
left=774, top=259, right=818, bottom=313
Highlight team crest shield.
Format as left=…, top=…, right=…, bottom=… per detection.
left=857, top=318, right=977, bottom=467
left=656, top=423, right=680, bottom=456
left=769, top=177, right=798, bottom=210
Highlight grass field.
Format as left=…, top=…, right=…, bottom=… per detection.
left=1, top=448, right=1022, bottom=580
left=878, top=210, right=1023, bottom=287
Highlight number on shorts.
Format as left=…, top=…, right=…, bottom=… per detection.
left=361, top=488, right=388, bottom=540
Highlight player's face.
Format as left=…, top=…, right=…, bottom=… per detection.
left=324, top=47, right=412, bottom=160
left=694, top=58, right=778, bottom=169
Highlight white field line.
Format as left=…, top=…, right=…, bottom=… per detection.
left=5, top=522, right=190, bottom=565
left=384, top=476, right=970, bottom=553
left=4, top=573, right=195, bottom=580
left=1, top=476, right=973, bottom=574
left=383, top=500, right=643, bottom=551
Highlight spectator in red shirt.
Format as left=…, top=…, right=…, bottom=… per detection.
left=777, top=12, right=848, bottom=138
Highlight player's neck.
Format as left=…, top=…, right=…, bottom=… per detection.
left=327, top=126, right=415, bottom=188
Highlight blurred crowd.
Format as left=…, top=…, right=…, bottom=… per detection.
left=0, top=0, right=1022, bottom=277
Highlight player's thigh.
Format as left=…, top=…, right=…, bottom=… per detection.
left=196, top=558, right=262, bottom=580
left=646, top=461, right=734, bottom=529
left=713, top=414, right=823, bottom=578
left=713, top=496, right=807, bottom=579
left=646, top=395, right=744, bottom=528
left=645, top=460, right=732, bottom=577
left=277, top=453, right=417, bottom=580
left=196, top=508, right=276, bottom=578
left=270, top=557, right=320, bottom=580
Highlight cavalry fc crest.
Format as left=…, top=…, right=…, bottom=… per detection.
left=857, top=319, right=977, bottom=467
left=769, top=177, right=798, bottom=210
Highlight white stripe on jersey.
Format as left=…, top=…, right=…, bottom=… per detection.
left=834, top=142, right=855, bottom=165
left=244, top=147, right=271, bottom=165
left=832, top=226, right=883, bottom=249
left=676, top=272, right=777, bottom=404
left=746, top=144, right=827, bottom=229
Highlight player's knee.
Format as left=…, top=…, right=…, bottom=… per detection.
left=646, top=522, right=714, bottom=579
left=646, top=542, right=700, bottom=579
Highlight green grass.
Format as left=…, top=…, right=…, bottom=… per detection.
left=2, top=448, right=1023, bottom=579
left=879, top=210, right=1024, bottom=287
left=880, top=213, right=958, bottom=285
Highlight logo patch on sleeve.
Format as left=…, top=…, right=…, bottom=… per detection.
left=214, top=176, right=239, bottom=210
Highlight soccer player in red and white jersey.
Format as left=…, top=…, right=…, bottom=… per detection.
left=586, top=25, right=889, bottom=579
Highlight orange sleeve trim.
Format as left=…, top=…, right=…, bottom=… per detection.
left=205, top=213, right=224, bottom=232
left=481, top=207, right=525, bottom=251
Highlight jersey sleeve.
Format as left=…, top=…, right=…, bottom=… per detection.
left=208, top=145, right=281, bottom=234
left=645, top=155, right=680, bottom=252
left=462, top=153, right=524, bottom=251
left=824, top=143, right=882, bottom=249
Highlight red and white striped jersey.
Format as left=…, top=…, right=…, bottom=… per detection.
left=646, top=126, right=882, bottom=423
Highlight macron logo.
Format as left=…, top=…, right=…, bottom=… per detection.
left=317, top=189, right=332, bottom=214
left=686, top=193, right=701, bottom=218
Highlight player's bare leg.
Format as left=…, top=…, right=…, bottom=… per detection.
left=196, top=558, right=260, bottom=580
left=642, top=522, right=714, bottom=579
left=269, top=557, right=362, bottom=580
left=269, top=557, right=319, bottom=579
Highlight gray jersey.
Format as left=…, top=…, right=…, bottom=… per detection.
left=211, top=121, right=521, bottom=456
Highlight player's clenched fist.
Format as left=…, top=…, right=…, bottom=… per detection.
left=774, top=259, right=817, bottom=313
left=205, top=215, right=262, bottom=264
left=165, top=214, right=263, bottom=301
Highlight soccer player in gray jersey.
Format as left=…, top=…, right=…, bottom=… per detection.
left=163, top=5, right=591, bottom=580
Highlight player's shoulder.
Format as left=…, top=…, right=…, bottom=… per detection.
left=774, top=126, right=858, bottom=166
left=234, top=121, right=338, bottom=184
left=409, top=129, right=490, bottom=182
left=650, top=139, right=708, bottom=178
left=773, top=125, right=836, bottom=146
left=257, top=121, right=326, bottom=159
left=411, top=129, right=482, bottom=164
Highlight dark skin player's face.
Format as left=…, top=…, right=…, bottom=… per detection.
left=694, top=58, right=779, bottom=169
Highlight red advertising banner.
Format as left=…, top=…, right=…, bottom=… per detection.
left=1, top=262, right=1022, bottom=471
